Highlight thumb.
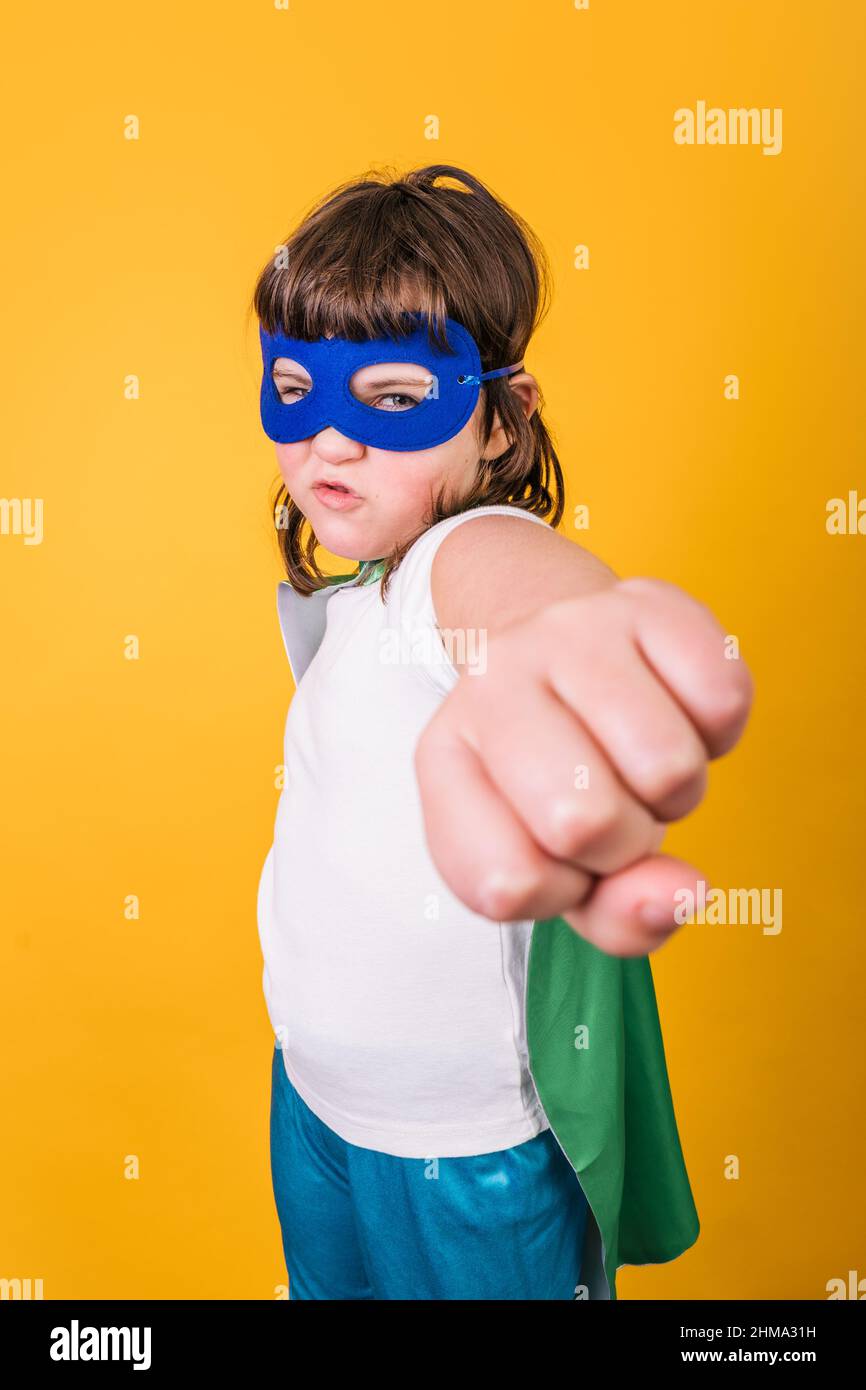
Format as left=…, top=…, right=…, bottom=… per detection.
left=560, top=854, right=706, bottom=958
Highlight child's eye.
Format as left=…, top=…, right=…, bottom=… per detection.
left=371, top=392, right=424, bottom=412
left=348, top=363, right=435, bottom=412
left=369, top=391, right=433, bottom=411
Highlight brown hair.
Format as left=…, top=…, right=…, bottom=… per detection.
left=247, top=164, right=564, bottom=598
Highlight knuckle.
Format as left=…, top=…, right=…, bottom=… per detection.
left=532, top=602, right=582, bottom=655
left=617, top=575, right=670, bottom=599
left=616, top=575, right=683, bottom=610
left=477, top=865, right=543, bottom=920
left=620, top=576, right=722, bottom=632
left=710, top=665, right=755, bottom=729
left=636, top=745, right=706, bottom=805
left=542, top=591, right=612, bottom=636
left=542, top=795, right=620, bottom=857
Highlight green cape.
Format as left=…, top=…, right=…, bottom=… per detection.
left=526, top=915, right=699, bottom=1298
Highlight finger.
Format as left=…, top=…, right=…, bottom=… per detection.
left=455, top=673, right=666, bottom=874
left=414, top=715, right=594, bottom=921
left=617, top=577, right=754, bottom=758
left=542, top=621, right=709, bottom=822
left=560, top=853, right=705, bottom=958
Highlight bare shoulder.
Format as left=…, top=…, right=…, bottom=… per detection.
left=431, top=510, right=617, bottom=638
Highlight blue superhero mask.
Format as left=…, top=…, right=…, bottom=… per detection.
left=259, top=313, right=523, bottom=451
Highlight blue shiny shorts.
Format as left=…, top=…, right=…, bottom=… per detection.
left=269, top=1045, right=589, bottom=1300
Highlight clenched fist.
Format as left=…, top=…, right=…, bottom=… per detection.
left=414, top=576, right=753, bottom=958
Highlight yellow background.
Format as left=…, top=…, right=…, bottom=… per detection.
left=1, top=0, right=863, bottom=1299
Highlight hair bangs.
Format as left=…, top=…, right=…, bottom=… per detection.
left=253, top=187, right=458, bottom=353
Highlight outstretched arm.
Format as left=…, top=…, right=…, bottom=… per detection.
left=415, top=512, right=753, bottom=957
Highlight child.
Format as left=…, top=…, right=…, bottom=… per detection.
left=250, top=165, right=752, bottom=1300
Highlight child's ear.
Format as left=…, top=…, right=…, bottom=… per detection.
left=507, top=371, right=539, bottom=422
left=484, top=373, right=539, bottom=453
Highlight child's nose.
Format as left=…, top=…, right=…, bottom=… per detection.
left=310, top=425, right=367, bottom=458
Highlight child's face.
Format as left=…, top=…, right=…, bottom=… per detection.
left=271, top=358, right=494, bottom=561
left=270, top=310, right=537, bottom=559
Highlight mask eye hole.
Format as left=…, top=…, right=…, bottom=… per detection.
left=348, top=361, right=439, bottom=412
left=272, top=357, right=312, bottom=405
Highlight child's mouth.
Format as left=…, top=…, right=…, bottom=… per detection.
left=312, top=480, right=363, bottom=510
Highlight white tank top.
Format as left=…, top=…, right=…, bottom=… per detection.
left=257, top=503, right=553, bottom=1158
